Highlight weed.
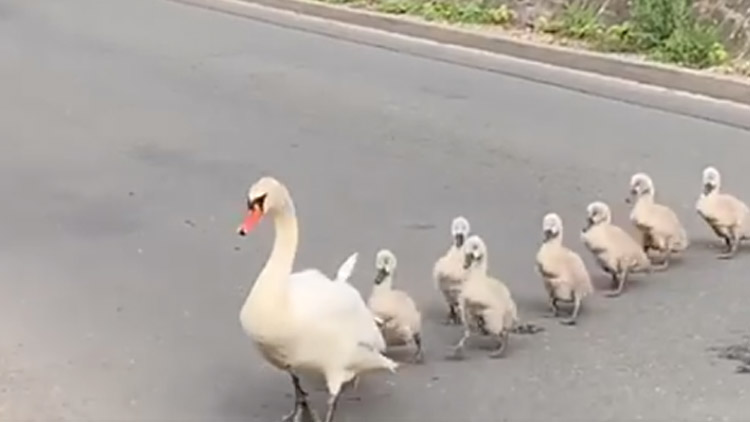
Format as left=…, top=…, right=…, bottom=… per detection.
left=544, top=1, right=603, bottom=40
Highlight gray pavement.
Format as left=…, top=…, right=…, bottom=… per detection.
left=1, top=0, right=749, bottom=421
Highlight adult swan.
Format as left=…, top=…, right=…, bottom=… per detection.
left=236, top=176, right=398, bottom=422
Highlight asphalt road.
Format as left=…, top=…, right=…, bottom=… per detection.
left=1, top=0, right=749, bottom=421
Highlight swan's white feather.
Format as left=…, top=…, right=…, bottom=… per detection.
left=287, top=264, right=387, bottom=353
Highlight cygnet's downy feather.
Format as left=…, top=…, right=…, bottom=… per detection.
left=447, top=235, right=542, bottom=361
left=535, top=212, right=594, bottom=325
left=626, top=172, right=689, bottom=268
left=580, top=201, right=663, bottom=298
left=367, top=249, right=424, bottom=363
left=433, top=216, right=471, bottom=325
left=695, top=166, right=750, bottom=259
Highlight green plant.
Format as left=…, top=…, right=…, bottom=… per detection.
left=374, top=0, right=420, bottom=14
left=651, top=22, right=728, bottom=68
left=596, top=22, right=639, bottom=52
left=629, top=0, right=692, bottom=49
left=416, top=0, right=515, bottom=25
left=545, top=1, right=603, bottom=40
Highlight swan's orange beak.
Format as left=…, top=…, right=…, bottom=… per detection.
left=237, top=207, right=263, bottom=236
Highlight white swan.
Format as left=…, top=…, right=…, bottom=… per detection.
left=236, top=176, right=398, bottom=422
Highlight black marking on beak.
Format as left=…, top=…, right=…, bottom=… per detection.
left=247, top=193, right=267, bottom=212
left=374, top=268, right=388, bottom=285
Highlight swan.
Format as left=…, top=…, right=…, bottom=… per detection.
left=236, top=176, right=398, bottom=422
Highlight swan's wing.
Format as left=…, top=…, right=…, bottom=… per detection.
left=288, top=268, right=386, bottom=352
left=334, top=252, right=358, bottom=283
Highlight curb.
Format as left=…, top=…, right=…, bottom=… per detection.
left=238, top=0, right=750, bottom=106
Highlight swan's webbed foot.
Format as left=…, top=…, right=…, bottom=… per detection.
left=281, top=374, right=319, bottom=422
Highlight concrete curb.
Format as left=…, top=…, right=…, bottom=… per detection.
left=237, top=0, right=750, bottom=106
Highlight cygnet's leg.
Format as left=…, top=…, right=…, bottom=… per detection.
left=411, top=332, right=425, bottom=363
left=446, top=326, right=471, bottom=360
left=605, top=267, right=629, bottom=298
left=543, top=297, right=560, bottom=318
left=281, top=373, right=319, bottom=422
left=560, top=294, right=581, bottom=326
left=650, top=250, right=669, bottom=271
left=718, top=229, right=740, bottom=259
left=446, top=303, right=462, bottom=325
left=488, top=330, right=509, bottom=359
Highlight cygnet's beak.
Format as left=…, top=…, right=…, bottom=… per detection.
left=582, top=217, right=594, bottom=233
left=454, top=233, right=465, bottom=248
left=463, top=253, right=474, bottom=269
left=373, top=268, right=388, bottom=285
left=703, top=182, right=714, bottom=195
left=625, top=189, right=637, bottom=204
left=543, top=228, right=556, bottom=241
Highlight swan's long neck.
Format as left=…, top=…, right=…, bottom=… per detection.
left=244, top=207, right=298, bottom=312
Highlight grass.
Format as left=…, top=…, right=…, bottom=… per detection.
left=324, top=0, right=517, bottom=26
left=539, top=0, right=730, bottom=69
left=314, top=0, right=746, bottom=73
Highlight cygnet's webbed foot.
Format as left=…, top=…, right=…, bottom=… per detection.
left=604, top=289, right=623, bottom=298
left=511, top=323, right=545, bottom=335
left=488, top=333, right=508, bottom=359
left=717, top=236, right=739, bottom=259
left=445, top=345, right=465, bottom=361
left=717, top=250, right=738, bottom=260
left=652, top=262, right=669, bottom=271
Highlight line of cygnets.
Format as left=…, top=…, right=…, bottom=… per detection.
left=235, top=165, right=747, bottom=422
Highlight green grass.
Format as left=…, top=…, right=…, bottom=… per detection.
left=319, top=0, right=732, bottom=70
left=541, top=0, right=729, bottom=69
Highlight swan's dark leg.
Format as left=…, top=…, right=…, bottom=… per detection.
left=281, top=373, right=318, bottom=422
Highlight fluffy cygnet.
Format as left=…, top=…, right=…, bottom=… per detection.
left=696, top=166, right=750, bottom=259
left=368, top=249, right=424, bottom=363
left=433, top=216, right=471, bottom=325
left=447, top=235, right=530, bottom=360
left=626, top=172, right=689, bottom=268
left=581, top=201, right=662, bottom=297
left=535, top=212, right=594, bottom=325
